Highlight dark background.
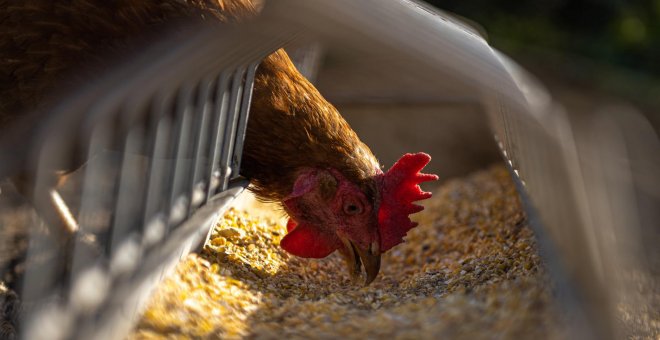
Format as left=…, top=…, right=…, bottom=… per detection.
left=425, top=0, right=659, bottom=117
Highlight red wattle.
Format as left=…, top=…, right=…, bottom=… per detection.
left=280, top=222, right=341, bottom=258
left=286, top=219, right=298, bottom=232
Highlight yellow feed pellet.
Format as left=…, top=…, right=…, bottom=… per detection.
left=130, top=165, right=565, bottom=339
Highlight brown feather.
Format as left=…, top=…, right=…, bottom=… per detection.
left=0, top=0, right=380, bottom=205
left=244, top=50, right=380, bottom=203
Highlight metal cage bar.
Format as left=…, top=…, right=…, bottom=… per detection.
left=2, top=21, right=277, bottom=340
left=0, top=1, right=654, bottom=339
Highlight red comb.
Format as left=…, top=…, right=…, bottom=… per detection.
left=376, top=153, right=438, bottom=251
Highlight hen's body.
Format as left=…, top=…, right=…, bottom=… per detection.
left=246, top=50, right=380, bottom=202
left=0, top=0, right=435, bottom=285
left=0, top=0, right=379, bottom=202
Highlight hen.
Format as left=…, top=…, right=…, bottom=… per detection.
left=0, top=0, right=437, bottom=284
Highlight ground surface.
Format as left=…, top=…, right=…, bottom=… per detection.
left=130, top=165, right=565, bottom=339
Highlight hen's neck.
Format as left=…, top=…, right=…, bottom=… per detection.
left=241, top=50, right=380, bottom=203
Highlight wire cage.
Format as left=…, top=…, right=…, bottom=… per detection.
left=0, top=0, right=657, bottom=339
left=0, top=21, right=271, bottom=340
left=24, top=66, right=260, bottom=339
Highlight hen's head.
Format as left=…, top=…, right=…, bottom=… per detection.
left=281, top=153, right=438, bottom=284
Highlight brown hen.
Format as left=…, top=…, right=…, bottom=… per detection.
left=0, top=0, right=437, bottom=284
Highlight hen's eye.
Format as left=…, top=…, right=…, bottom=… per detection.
left=344, top=202, right=363, bottom=215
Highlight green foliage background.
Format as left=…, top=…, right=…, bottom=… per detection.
left=429, top=0, right=658, bottom=76
left=426, top=0, right=660, bottom=111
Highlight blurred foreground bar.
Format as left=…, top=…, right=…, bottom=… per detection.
left=0, top=0, right=656, bottom=339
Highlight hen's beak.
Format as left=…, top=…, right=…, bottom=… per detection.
left=339, top=237, right=381, bottom=285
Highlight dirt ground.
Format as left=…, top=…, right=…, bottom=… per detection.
left=131, top=165, right=567, bottom=339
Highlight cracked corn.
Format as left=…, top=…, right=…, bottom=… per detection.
left=130, top=165, right=565, bottom=339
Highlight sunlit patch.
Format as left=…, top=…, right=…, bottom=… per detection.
left=131, top=166, right=565, bottom=339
